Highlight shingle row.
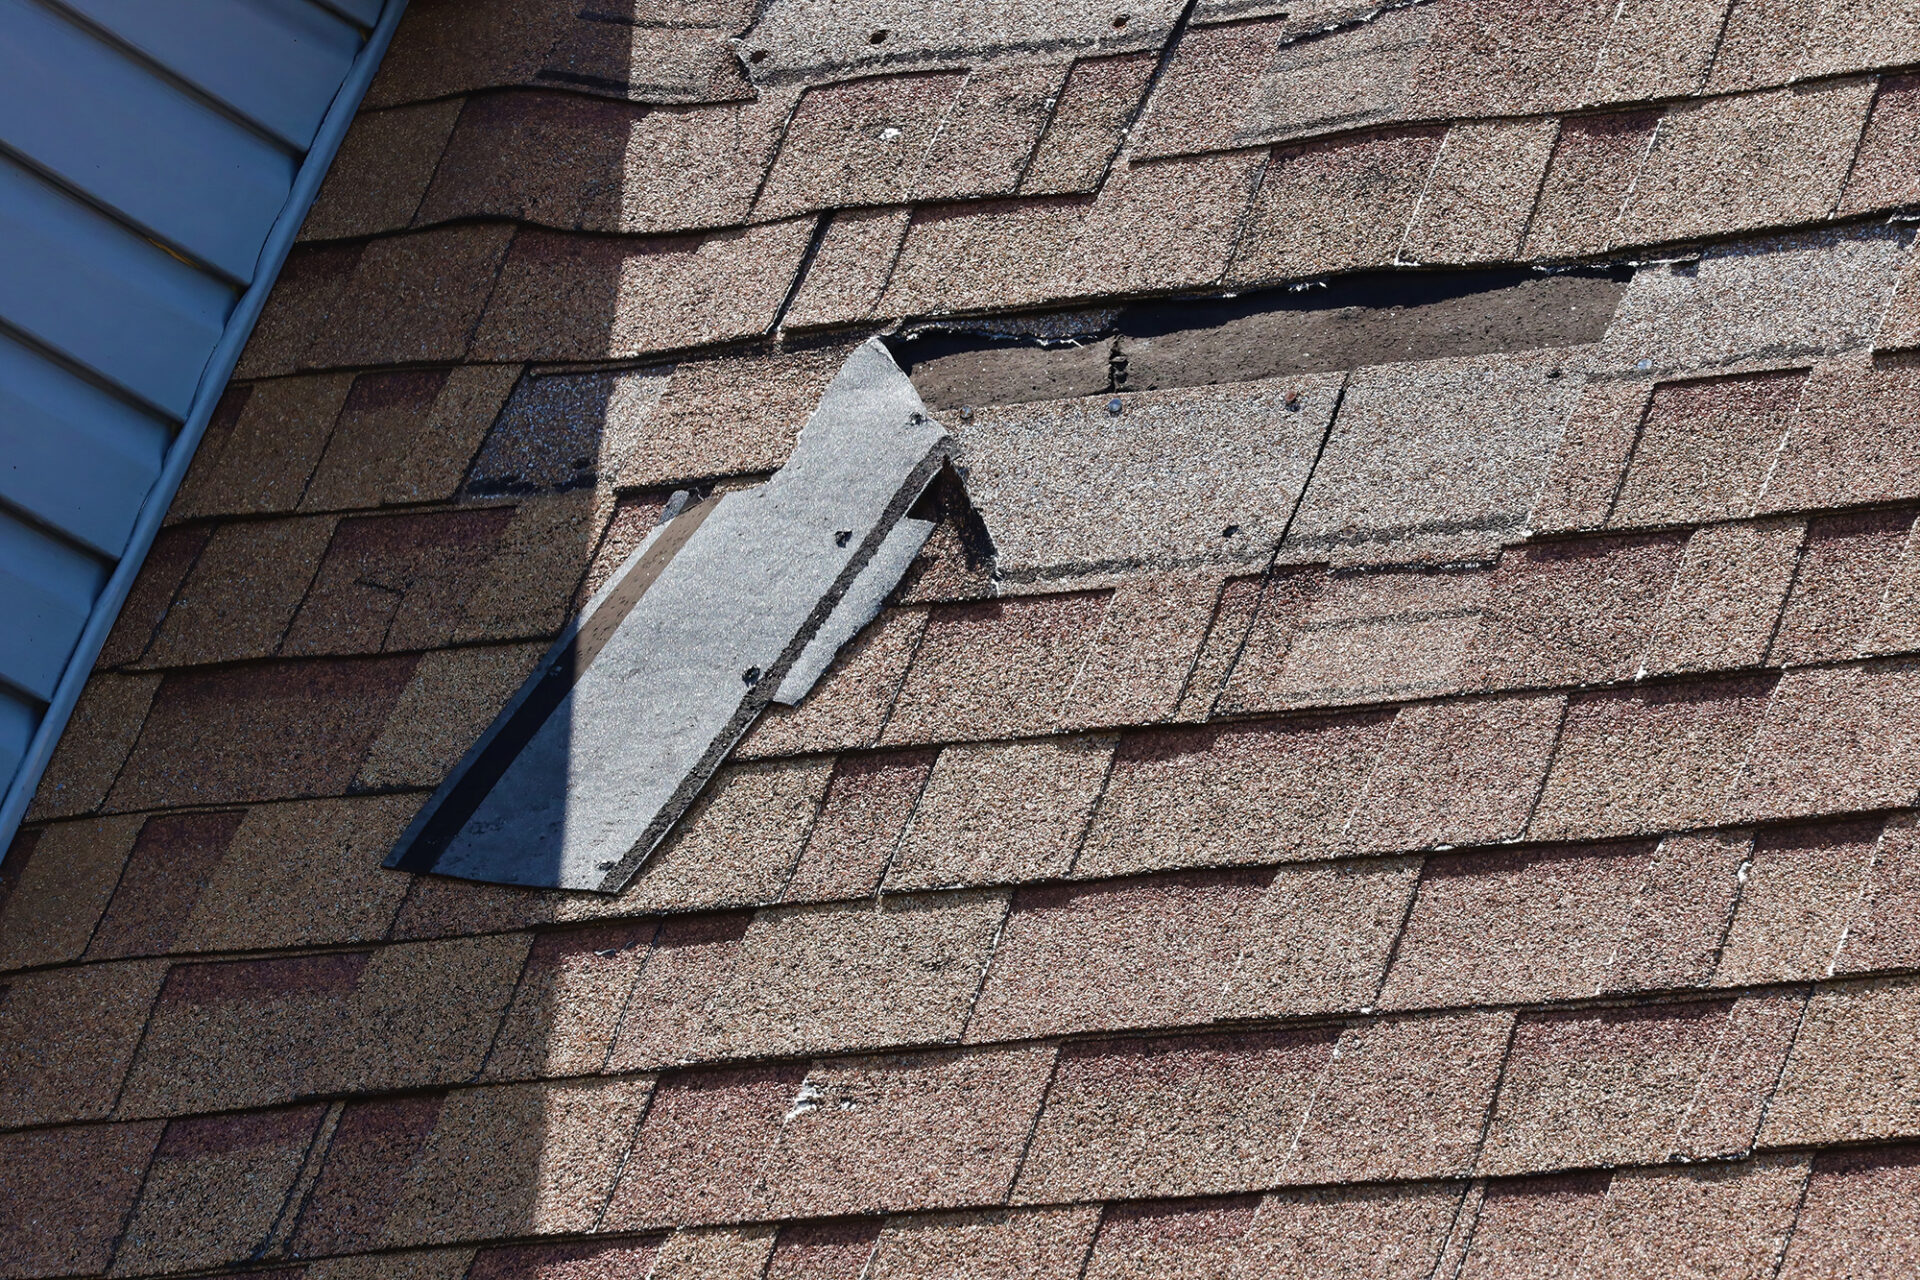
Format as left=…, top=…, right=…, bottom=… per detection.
left=12, top=797, right=1920, bottom=1131
left=15, top=971, right=1920, bottom=1275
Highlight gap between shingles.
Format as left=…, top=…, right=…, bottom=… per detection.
left=1094, top=0, right=1208, bottom=194
left=261, top=1099, right=344, bottom=1260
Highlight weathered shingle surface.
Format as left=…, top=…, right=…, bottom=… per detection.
left=14, top=0, right=1920, bottom=1274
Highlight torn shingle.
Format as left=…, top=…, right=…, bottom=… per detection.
left=387, top=341, right=948, bottom=891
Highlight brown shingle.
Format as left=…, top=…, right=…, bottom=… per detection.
left=107, top=657, right=418, bottom=810
left=1465, top=533, right=1687, bottom=690
left=784, top=750, right=936, bottom=902
left=1231, top=127, right=1445, bottom=283
left=304, top=101, right=462, bottom=240
left=1615, top=80, right=1874, bottom=247
left=1060, top=151, right=1270, bottom=302
left=1228, top=4, right=1439, bottom=147
left=883, top=592, right=1112, bottom=744
left=1717, top=819, right=1880, bottom=985
left=1842, top=74, right=1920, bottom=215
left=419, top=93, right=786, bottom=236
left=304, top=225, right=516, bottom=369
left=1014, top=1028, right=1341, bottom=1202
left=85, top=810, right=244, bottom=960
left=1221, top=857, right=1420, bottom=1019
left=0, top=1122, right=163, bottom=1280
left=1605, top=829, right=1750, bottom=993
left=876, top=196, right=1086, bottom=318
left=385, top=1079, right=654, bottom=1245
left=1377, top=843, right=1659, bottom=1009
left=0, top=959, right=167, bottom=1127
left=113, top=1106, right=327, bottom=1276
left=442, top=494, right=602, bottom=645
left=1765, top=977, right=1920, bottom=1146
left=283, top=510, right=515, bottom=655
left=1290, top=1012, right=1513, bottom=1184
left=739, top=607, right=927, bottom=760
left=234, top=246, right=361, bottom=379
left=1020, top=52, right=1156, bottom=194
left=1609, top=369, right=1809, bottom=527
left=1479, top=997, right=1784, bottom=1174
left=1531, top=674, right=1775, bottom=840
left=1709, top=0, right=1920, bottom=94
left=362, top=0, right=574, bottom=108
left=1528, top=372, right=1653, bottom=535
left=704, top=891, right=1006, bottom=1059
left=1237, top=1182, right=1462, bottom=1280
left=1644, top=519, right=1804, bottom=675
left=1521, top=110, right=1659, bottom=260
left=120, top=936, right=527, bottom=1117
left=765, top=1220, right=880, bottom=1280
left=780, top=207, right=912, bottom=331
left=1406, top=0, right=1617, bottom=116
left=915, top=65, right=1065, bottom=202
left=1453, top=1173, right=1607, bottom=1278
left=465, top=1239, right=664, bottom=1280
left=612, top=757, right=833, bottom=914
left=1076, top=712, right=1394, bottom=877
left=172, top=376, right=353, bottom=520
left=1218, top=567, right=1488, bottom=715
left=756, top=72, right=967, bottom=217
left=1837, top=814, right=1920, bottom=975
left=1401, top=120, right=1558, bottom=265
left=1283, top=349, right=1589, bottom=564
left=1132, top=19, right=1278, bottom=158
left=1058, top=572, right=1227, bottom=730
left=27, top=673, right=159, bottom=820
left=470, top=220, right=815, bottom=362
left=758, top=1044, right=1056, bottom=1219
left=620, top=344, right=850, bottom=490
left=1597, top=226, right=1910, bottom=381
left=1677, top=990, right=1806, bottom=1159
left=292, top=1096, right=444, bottom=1257
left=886, top=737, right=1114, bottom=891
left=356, top=644, right=546, bottom=790
left=1763, top=354, right=1920, bottom=512
left=1582, top=0, right=1730, bottom=103
left=303, top=365, right=519, bottom=512
left=0, top=816, right=141, bottom=971
left=1733, top=660, right=1920, bottom=822
left=1779, top=1145, right=1920, bottom=1279
left=865, top=1207, right=1100, bottom=1279
left=99, top=525, right=209, bottom=667
left=603, top=912, right=748, bottom=1072
left=967, top=869, right=1268, bottom=1041
left=1591, top=1156, right=1807, bottom=1278
left=142, top=516, right=335, bottom=666
left=1080, top=1197, right=1257, bottom=1280
left=1345, top=696, right=1564, bottom=853
left=651, top=1226, right=777, bottom=1280
left=600, top=1062, right=807, bottom=1229
left=483, top=920, right=658, bottom=1081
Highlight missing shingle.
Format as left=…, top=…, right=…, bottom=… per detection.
left=888, top=263, right=1632, bottom=410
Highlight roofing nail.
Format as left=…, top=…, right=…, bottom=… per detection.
left=742, top=666, right=763, bottom=686
left=1107, top=397, right=1124, bottom=416
left=834, top=530, right=853, bottom=547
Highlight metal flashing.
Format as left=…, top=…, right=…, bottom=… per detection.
left=385, top=339, right=951, bottom=893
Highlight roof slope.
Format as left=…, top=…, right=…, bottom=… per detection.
left=10, top=0, right=1920, bottom=1276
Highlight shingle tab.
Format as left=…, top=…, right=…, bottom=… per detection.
left=1733, top=660, right=1920, bottom=822
left=756, top=1045, right=1056, bottom=1218
left=0, top=1123, right=163, bottom=1280
left=1609, top=369, right=1808, bottom=527
left=1763, top=977, right=1920, bottom=1146
left=1401, top=120, right=1559, bottom=266
left=1221, top=857, right=1420, bottom=1019
left=1231, top=128, right=1445, bottom=284
left=1020, top=52, right=1156, bottom=194
left=1014, top=1028, right=1340, bottom=1201
left=1283, top=349, right=1590, bottom=564
left=966, top=869, right=1268, bottom=1040
left=1076, top=712, right=1394, bottom=877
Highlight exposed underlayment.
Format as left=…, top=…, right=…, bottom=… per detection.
left=388, top=341, right=947, bottom=890
left=23, top=0, right=1920, bottom=1275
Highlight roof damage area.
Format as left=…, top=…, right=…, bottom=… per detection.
left=13, top=0, right=1920, bottom=1276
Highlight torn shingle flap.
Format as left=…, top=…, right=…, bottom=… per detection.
left=385, top=339, right=950, bottom=893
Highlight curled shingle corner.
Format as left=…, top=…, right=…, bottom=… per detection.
left=384, top=338, right=953, bottom=893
